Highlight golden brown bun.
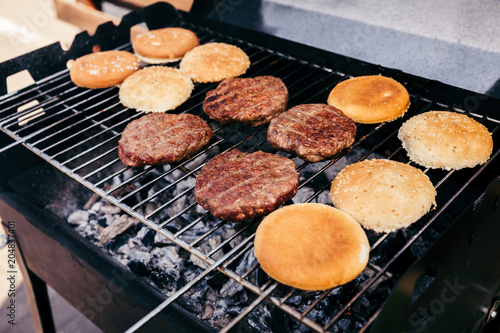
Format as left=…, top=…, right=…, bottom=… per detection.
left=254, top=203, right=370, bottom=291
left=398, top=111, right=493, bottom=170
left=327, top=75, right=410, bottom=124
left=179, top=43, right=250, bottom=83
left=70, top=51, right=141, bottom=89
left=330, top=159, right=436, bottom=233
left=132, top=27, right=199, bottom=64
left=119, top=66, right=194, bottom=112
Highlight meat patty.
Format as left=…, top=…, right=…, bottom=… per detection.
left=203, top=76, right=288, bottom=126
left=195, top=149, right=299, bottom=222
left=118, top=113, right=213, bottom=167
left=267, top=104, right=357, bottom=162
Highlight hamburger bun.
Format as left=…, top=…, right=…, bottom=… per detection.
left=119, top=66, right=194, bottom=112
left=327, top=75, right=410, bottom=124
left=179, top=43, right=250, bottom=83
left=398, top=111, right=493, bottom=170
left=254, top=203, right=370, bottom=291
left=330, top=159, right=436, bottom=233
left=70, top=50, right=141, bottom=89
left=132, top=27, right=199, bottom=64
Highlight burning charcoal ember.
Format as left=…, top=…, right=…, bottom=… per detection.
left=98, top=214, right=140, bottom=244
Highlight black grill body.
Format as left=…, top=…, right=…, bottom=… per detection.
left=1, top=3, right=499, bottom=332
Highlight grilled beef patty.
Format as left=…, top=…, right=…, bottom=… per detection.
left=267, top=104, right=357, bottom=162
left=195, top=149, right=299, bottom=222
left=203, top=76, right=288, bottom=126
left=118, top=113, right=213, bottom=167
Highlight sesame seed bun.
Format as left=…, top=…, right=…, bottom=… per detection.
left=398, top=111, right=493, bottom=170
left=132, top=27, right=199, bottom=64
left=254, top=203, right=370, bottom=291
left=330, top=159, right=436, bottom=233
left=119, top=66, right=194, bottom=112
left=179, top=43, right=250, bottom=83
left=70, top=51, right=141, bottom=89
left=327, top=75, right=410, bottom=124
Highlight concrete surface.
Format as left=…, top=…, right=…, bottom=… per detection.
left=262, top=0, right=500, bottom=96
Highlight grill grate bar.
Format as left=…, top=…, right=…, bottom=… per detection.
left=173, top=211, right=210, bottom=236
left=0, top=94, right=61, bottom=127
left=53, top=109, right=141, bottom=161
left=80, top=155, right=121, bottom=179
left=2, top=10, right=500, bottom=333
left=5, top=84, right=111, bottom=132
left=189, top=219, right=229, bottom=248
left=0, top=74, right=71, bottom=119
left=62, top=132, right=120, bottom=167
left=267, top=295, right=326, bottom=332
left=70, top=143, right=118, bottom=174
left=117, top=121, right=233, bottom=202
left=322, top=151, right=500, bottom=330
left=130, top=125, right=257, bottom=215
left=0, top=86, right=118, bottom=153
left=125, top=232, right=257, bottom=333
left=145, top=185, right=196, bottom=220
left=34, top=96, right=125, bottom=150
left=219, top=281, right=279, bottom=333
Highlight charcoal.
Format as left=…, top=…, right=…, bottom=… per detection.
left=98, top=204, right=122, bottom=215
left=64, top=149, right=397, bottom=333
left=139, top=228, right=156, bottom=248
left=98, top=214, right=140, bottom=244
left=128, top=260, right=149, bottom=276
left=207, top=272, right=230, bottom=291
left=287, top=295, right=302, bottom=306
left=97, top=217, right=108, bottom=227
left=67, top=210, right=89, bottom=226
left=150, top=268, right=180, bottom=290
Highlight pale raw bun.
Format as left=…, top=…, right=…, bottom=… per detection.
left=327, top=75, right=410, bottom=124
left=132, top=27, right=199, bottom=64
left=254, top=203, right=370, bottom=291
left=119, top=66, right=194, bottom=112
left=398, top=111, right=493, bottom=170
left=70, top=50, right=141, bottom=88
left=179, top=42, right=250, bottom=83
left=330, top=159, right=436, bottom=233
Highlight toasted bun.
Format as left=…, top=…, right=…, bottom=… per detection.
left=179, top=43, right=250, bottom=83
left=70, top=51, right=141, bottom=89
left=132, top=27, right=199, bottom=64
left=327, top=75, right=410, bottom=124
left=119, top=66, right=194, bottom=112
left=254, top=203, right=370, bottom=291
left=398, top=111, right=493, bottom=170
left=330, top=159, right=436, bottom=233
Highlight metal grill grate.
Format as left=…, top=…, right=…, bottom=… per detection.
left=1, top=4, right=500, bottom=332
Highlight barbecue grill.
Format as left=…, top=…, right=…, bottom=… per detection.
left=1, top=2, right=500, bottom=332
